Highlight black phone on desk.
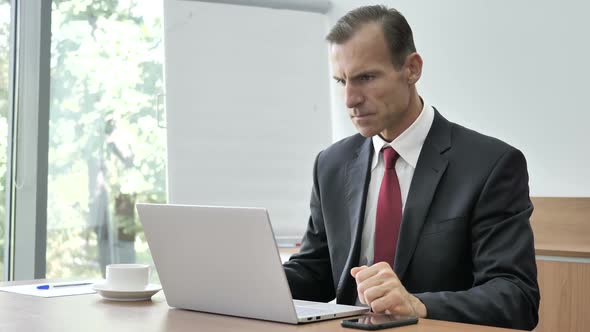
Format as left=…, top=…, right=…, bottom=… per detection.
left=341, top=313, right=418, bottom=330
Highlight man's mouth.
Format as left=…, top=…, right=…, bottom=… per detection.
left=352, top=113, right=375, bottom=119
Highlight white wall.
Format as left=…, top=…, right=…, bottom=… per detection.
left=327, top=0, right=590, bottom=196
left=164, top=1, right=332, bottom=238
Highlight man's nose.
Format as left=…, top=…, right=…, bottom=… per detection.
left=345, top=85, right=364, bottom=109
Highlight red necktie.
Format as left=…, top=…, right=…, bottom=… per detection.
left=374, top=147, right=402, bottom=267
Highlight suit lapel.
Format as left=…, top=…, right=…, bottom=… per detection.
left=394, top=110, right=452, bottom=280
left=344, top=139, right=373, bottom=236
left=336, top=137, right=373, bottom=302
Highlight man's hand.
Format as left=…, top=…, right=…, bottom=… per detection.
left=351, top=262, right=427, bottom=318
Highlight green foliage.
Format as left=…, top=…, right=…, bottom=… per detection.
left=46, top=0, right=166, bottom=278
left=0, top=0, right=165, bottom=280
left=46, top=226, right=101, bottom=279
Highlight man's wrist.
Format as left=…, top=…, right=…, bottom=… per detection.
left=410, top=295, right=427, bottom=318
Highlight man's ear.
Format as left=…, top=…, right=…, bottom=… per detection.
left=404, top=52, right=423, bottom=85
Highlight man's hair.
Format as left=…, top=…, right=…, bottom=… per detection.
left=326, top=5, right=416, bottom=69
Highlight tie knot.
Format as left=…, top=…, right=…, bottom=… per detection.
left=382, top=147, right=399, bottom=169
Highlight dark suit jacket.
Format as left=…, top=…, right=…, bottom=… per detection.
left=283, top=110, right=540, bottom=330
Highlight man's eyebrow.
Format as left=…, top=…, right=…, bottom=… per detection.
left=349, top=70, right=379, bottom=79
left=333, top=70, right=380, bottom=82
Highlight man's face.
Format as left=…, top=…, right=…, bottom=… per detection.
left=330, top=23, right=414, bottom=141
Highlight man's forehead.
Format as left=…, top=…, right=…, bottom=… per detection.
left=330, top=49, right=368, bottom=78
left=329, top=23, right=391, bottom=77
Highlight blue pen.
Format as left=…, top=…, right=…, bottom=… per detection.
left=36, top=282, right=93, bottom=290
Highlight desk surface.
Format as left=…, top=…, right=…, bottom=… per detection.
left=0, top=281, right=520, bottom=332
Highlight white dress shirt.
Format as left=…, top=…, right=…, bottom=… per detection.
left=358, top=101, right=435, bottom=268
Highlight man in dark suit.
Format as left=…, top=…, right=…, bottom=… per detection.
left=283, top=5, right=539, bottom=330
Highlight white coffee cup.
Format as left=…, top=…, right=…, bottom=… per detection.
left=105, top=264, right=150, bottom=290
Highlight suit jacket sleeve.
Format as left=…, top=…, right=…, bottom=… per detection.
left=283, top=152, right=336, bottom=302
left=414, top=148, right=540, bottom=330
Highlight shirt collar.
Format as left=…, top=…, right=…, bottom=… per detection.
left=371, top=99, right=435, bottom=170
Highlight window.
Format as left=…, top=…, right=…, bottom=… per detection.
left=0, top=0, right=11, bottom=281
left=47, top=0, right=166, bottom=279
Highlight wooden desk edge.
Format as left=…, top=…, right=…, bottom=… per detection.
left=535, top=248, right=590, bottom=259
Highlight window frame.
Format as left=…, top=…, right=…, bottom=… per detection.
left=5, top=0, right=51, bottom=280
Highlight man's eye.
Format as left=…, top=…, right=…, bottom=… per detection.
left=359, top=74, right=375, bottom=81
left=335, top=78, right=346, bottom=86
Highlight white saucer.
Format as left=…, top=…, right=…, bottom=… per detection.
left=92, top=283, right=162, bottom=301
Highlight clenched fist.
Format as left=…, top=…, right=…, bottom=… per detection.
left=351, top=262, right=427, bottom=318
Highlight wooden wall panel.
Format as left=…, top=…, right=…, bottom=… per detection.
left=530, top=198, right=590, bottom=257
left=535, top=260, right=590, bottom=332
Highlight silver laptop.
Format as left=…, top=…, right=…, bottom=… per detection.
left=136, top=203, right=369, bottom=324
